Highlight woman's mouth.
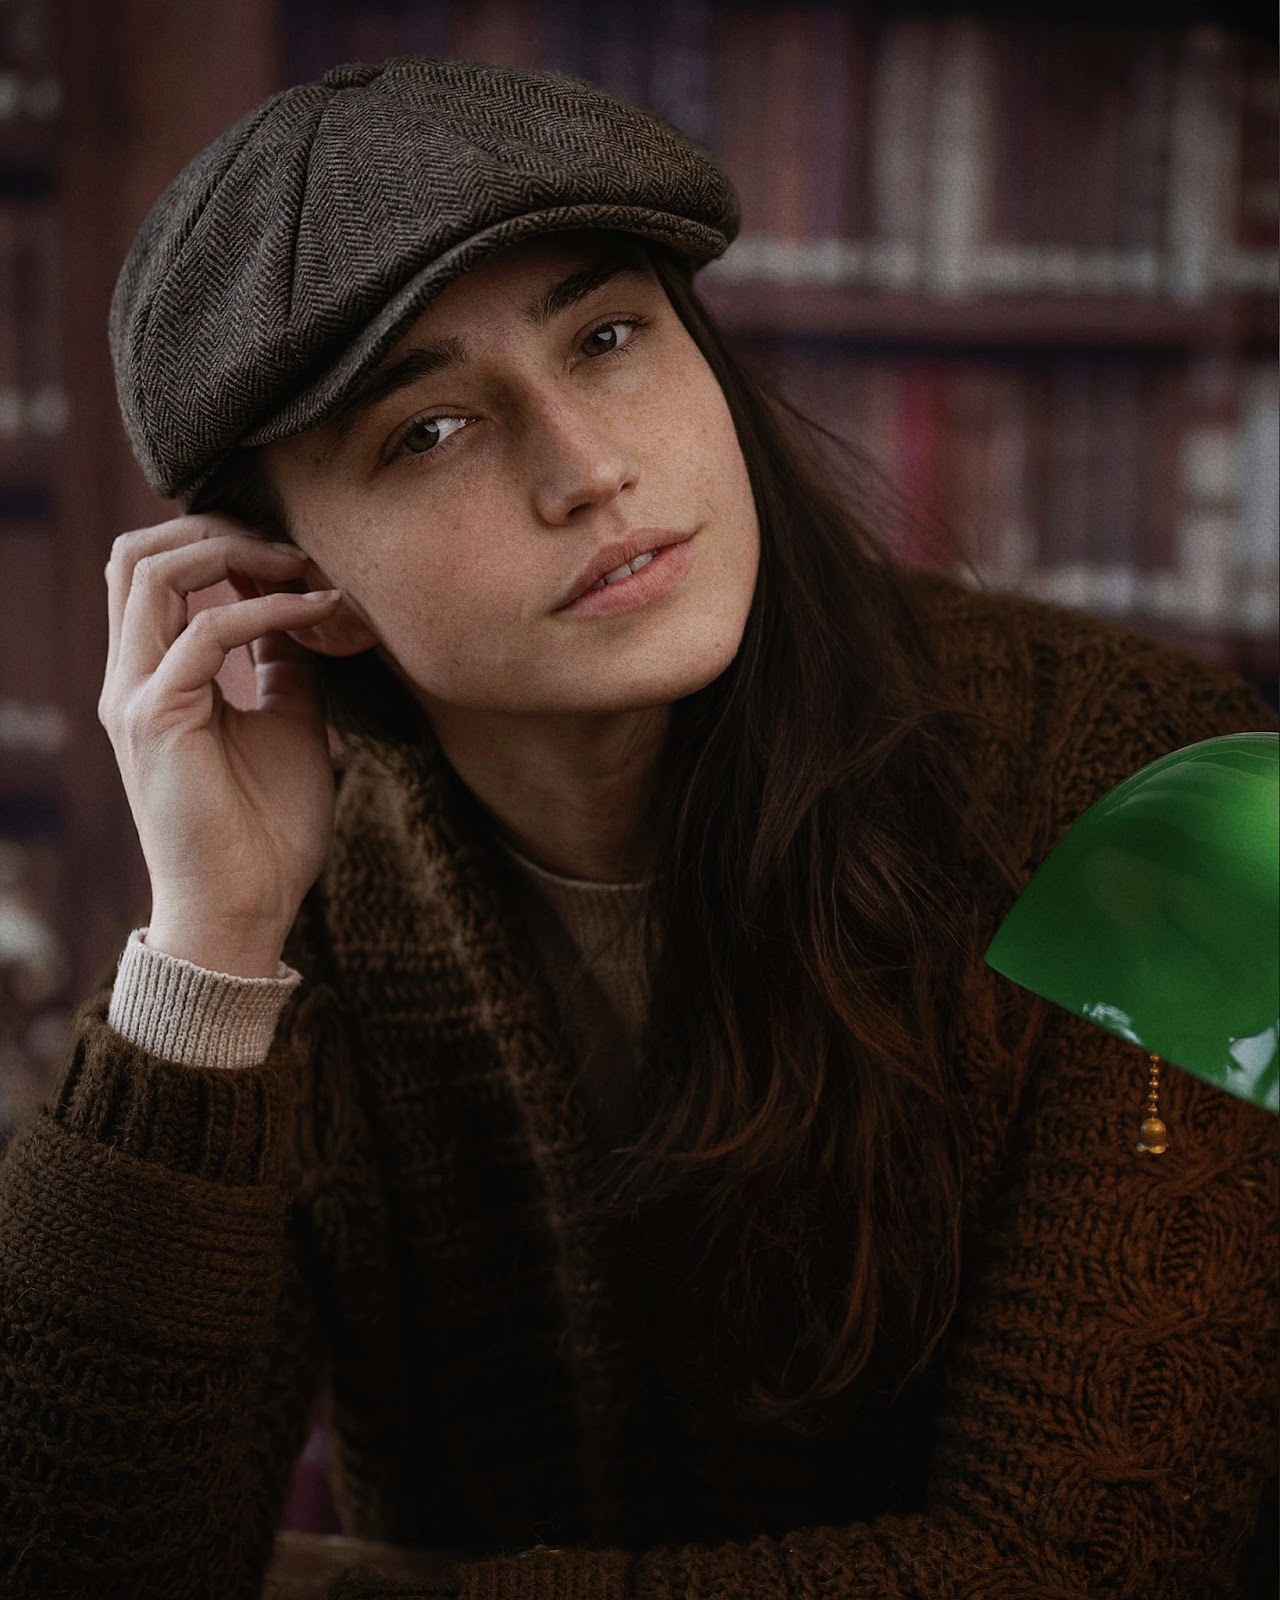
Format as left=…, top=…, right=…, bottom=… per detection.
left=556, top=535, right=696, bottom=620
left=589, top=550, right=657, bottom=590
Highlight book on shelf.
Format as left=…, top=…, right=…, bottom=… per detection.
left=0, top=40, right=59, bottom=201
left=753, top=5, right=869, bottom=249
left=1117, top=26, right=1173, bottom=294
left=923, top=15, right=997, bottom=299
left=1165, top=26, right=1238, bottom=304
left=1232, top=36, right=1279, bottom=277
left=0, top=518, right=59, bottom=716
left=1039, top=359, right=1096, bottom=597
left=0, top=197, right=63, bottom=485
left=644, top=0, right=716, bottom=155
left=713, top=5, right=766, bottom=242
left=1085, top=361, right=1143, bottom=615
left=18, top=200, right=61, bottom=452
left=759, top=7, right=811, bottom=247
left=975, top=366, right=1037, bottom=590
left=582, top=0, right=650, bottom=126
left=451, top=0, right=544, bottom=76
left=0, top=0, right=60, bottom=85
left=755, top=335, right=1277, bottom=640
left=1236, top=363, right=1280, bottom=636
left=0, top=202, right=20, bottom=477
left=985, top=25, right=1142, bottom=293
left=1172, top=355, right=1241, bottom=624
left=895, top=359, right=952, bottom=566
left=867, top=15, right=933, bottom=293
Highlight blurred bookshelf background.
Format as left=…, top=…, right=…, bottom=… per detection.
left=0, top=0, right=1277, bottom=1168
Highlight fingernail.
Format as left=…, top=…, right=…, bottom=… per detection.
left=269, top=541, right=301, bottom=553
left=301, top=588, right=340, bottom=603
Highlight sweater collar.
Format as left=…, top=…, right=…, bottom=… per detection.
left=325, top=723, right=644, bottom=1532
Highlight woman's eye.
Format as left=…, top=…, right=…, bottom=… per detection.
left=390, top=315, right=646, bottom=460
left=579, top=316, right=640, bottom=358
left=397, top=414, right=468, bottom=458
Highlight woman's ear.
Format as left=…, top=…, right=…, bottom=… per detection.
left=245, top=570, right=381, bottom=658
left=283, top=599, right=380, bottom=658
left=298, top=558, right=379, bottom=655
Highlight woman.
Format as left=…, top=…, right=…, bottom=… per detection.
left=0, top=55, right=1275, bottom=1600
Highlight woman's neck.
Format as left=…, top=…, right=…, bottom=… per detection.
left=425, top=701, right=670, bottom=884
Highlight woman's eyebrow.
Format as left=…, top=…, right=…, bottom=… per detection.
left=318, top=254, right=652, bottom=448
left=319, top=344, right=467, bottom=450
left=526, top=253, right=649, bottom=329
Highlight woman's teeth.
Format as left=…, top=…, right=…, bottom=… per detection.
left=591, top=550, right=656, bottom=591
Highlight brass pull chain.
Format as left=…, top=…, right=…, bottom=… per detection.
left=1136, top=1053, right=1168, bottom=1154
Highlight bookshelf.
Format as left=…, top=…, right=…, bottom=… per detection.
left=0, top=0, right=1276, bottom=1139
left=0, top=0, right=281, bottom=1138
left=0, top=0, right=66, bottom=1142
left=692, top=282, right=1276, bottom=348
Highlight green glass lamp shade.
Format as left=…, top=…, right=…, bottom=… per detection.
left=984, top=732, right=1279, bottom=1114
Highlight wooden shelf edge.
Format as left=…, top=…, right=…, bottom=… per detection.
left=700, top=282, right=1279, bottom=350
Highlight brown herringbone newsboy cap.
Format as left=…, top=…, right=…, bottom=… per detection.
left=108, top=54, right=740, bottom=508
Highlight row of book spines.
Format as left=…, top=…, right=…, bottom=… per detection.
left=285, top=3, right=1278, bottom=259
left=0, top=142, right=61, bottom=459
left=701, top=239, right=1278, bottom=299
left=754, top=344, right=1278, bottom=630
left=726, top=15, right=1276, bottom=265
left=0, top=201, right=57, bottom=418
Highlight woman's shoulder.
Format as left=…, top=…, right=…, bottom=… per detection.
left=897, top=564, right=1278, bottom=856
left=900, top=565, right=1275, bottom=732
left=901, top=565, right=1264, bottom=708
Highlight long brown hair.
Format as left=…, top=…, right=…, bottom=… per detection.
left=191, top=234, right=1038, bottom=1433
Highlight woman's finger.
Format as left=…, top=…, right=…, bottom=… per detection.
left=103, top=515, right=240, bottom=686
left=143, top=590, right=340, bottom=708
left=108, top=529, right=307, bottom=695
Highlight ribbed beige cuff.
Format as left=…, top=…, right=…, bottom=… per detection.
left=106, top=926, right=304, bottom=1071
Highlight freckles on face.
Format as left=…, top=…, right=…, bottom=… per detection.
left=273, top=242, right=761, bottom=715
left=355, top=492, right=566, bottom=702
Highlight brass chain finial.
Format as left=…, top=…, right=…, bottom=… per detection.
left=1136, top=1053, right=1168, bottom=1154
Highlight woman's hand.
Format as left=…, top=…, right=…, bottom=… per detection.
left=98, top=513, right=344, bottom=975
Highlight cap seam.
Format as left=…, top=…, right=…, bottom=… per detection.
left=283, top=115, right=322, bottom=324
left=133, top=89, right=296, bottom=468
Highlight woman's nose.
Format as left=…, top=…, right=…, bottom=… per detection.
left=525, top=397, right=639, bottom=524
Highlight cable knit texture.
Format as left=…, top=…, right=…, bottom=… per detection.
left=1, top=568, right=1276, bottom=1600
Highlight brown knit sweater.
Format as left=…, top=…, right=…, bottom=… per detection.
left=1, top=568, right=1277, bottom=1600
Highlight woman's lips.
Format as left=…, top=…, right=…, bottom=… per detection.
left=554, top=535, right=695, bottom=619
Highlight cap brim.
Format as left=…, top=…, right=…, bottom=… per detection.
left=235, top=202, right=727, bottom=454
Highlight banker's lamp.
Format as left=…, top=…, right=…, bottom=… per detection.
left=984, top=732, right=1280, bottom=1148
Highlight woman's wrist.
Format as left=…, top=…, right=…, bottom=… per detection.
left=143, top=918, right=290, bottom=980
left=109, top=928, right=302, bottom=1073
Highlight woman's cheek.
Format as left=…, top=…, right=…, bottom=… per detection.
left=379, top=575, right=516, bottom=686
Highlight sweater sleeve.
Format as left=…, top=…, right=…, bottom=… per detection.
left=107, top=925, right=303, bottom=1069
left=388, top=638, right=1279, bottom=1600
left=0, top=895, right=344, bottom=1600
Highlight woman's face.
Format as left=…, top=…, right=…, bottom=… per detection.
left=265, top=231, right=760, bottom=720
